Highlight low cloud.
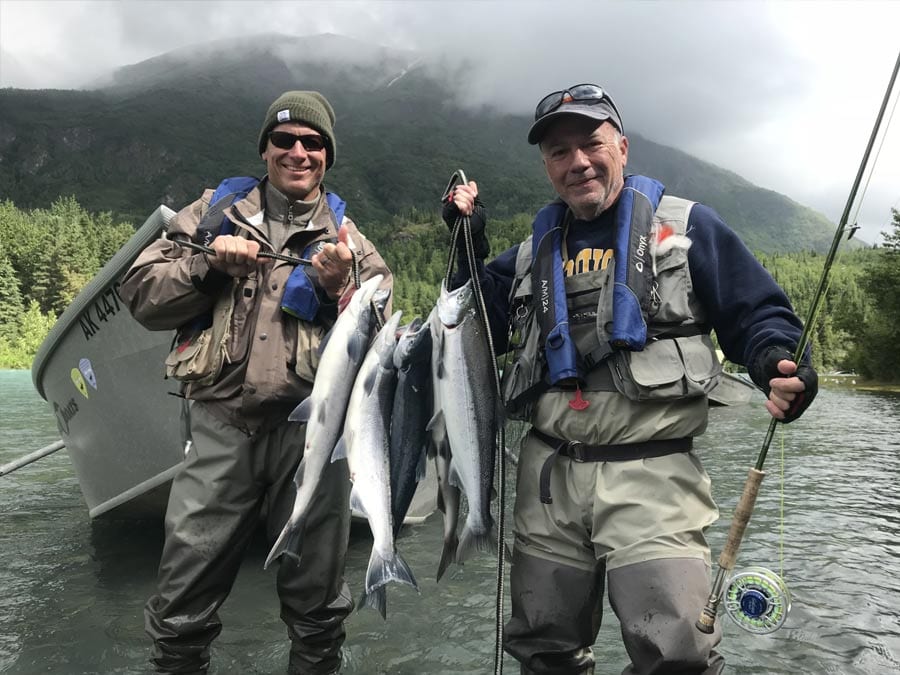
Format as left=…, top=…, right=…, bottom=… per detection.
left=1, top=0, right=897, bottom=242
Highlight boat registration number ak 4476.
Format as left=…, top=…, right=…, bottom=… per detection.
left=79, top=283, right=124, bottom=341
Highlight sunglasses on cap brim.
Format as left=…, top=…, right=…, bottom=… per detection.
left=534, top=84, right=619, bottom=120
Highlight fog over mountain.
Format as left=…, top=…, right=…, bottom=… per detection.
left=0, top=33, right=851, bottom=255
left=2, top=1, right=897, bottom=245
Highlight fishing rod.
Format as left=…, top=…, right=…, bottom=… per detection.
left=696, top=49, right=900, bottom=635
left=176, top=237, right=383, bottom=327
left=442, top=169, right=508, bottom=675
left=174, top=239, right=313, bottom=266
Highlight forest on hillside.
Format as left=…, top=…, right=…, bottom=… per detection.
left=0, top=51, right=841, bottom=256
left=1, top=198, right=898, bottom=381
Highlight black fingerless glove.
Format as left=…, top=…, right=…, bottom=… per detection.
left=749, top=345, right=819, bottom=423
left=442, top=196, right=489, bottom=260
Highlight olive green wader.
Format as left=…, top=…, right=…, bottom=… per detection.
left=144, top=402, right=352, bottom=674
left=504, top=432, right=725, bottom=675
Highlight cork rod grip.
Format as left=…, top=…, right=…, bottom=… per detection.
left=718, top=468, right=766, bottom=570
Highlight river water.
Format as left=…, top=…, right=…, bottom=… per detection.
left=2, top=368, right=899, bottom=674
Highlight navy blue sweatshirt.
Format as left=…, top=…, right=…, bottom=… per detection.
left=453, top=195, right=805, bottom=382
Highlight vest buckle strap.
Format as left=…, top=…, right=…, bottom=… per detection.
left=566, top=441, right=587, bottom=462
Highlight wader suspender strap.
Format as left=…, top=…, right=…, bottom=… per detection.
left=504, top=377, right=550, bottom=416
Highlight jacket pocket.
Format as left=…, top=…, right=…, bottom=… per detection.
left=164, top=285, right=235, bottom=386
left=609, top=334, right=721, bottom=401
left=226, top=276, right=257, bottom=364
left=650, top=249, right=691, bottom=324
left=292, top=320, right=327, bottom=382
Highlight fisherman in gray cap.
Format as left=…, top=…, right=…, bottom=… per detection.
left=121, top=90, right=392, bottom=674
left=443, top=83, right=817, bottom=674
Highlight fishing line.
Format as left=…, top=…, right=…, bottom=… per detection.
left=779, top=427, right=785, bottom=581
left=442, top=170, right=507, bottom=675
left=464, top=214, right=508, bottom=675
left=726, top=76, right=900, bottom=620
left=342, top=234, right=384, bottom=331
left=697, top=49, right=900, bottom=635
left=849, top=73, right=900, bottom=227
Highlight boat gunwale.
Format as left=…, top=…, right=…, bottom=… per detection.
left=30, top=205, right=176, bottom=400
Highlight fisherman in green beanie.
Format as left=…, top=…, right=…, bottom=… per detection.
left=121, top=90, right=393, bottom=675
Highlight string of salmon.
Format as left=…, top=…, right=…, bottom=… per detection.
left=442, top=170, right=507, bottom=674
left=697, top=48, right=900, bottom=635
left=345, top=230, right=384, bottom=331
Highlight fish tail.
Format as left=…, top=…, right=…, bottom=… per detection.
left=435, top=532, right=459, bottom=582
left=455, top=518, right=497, bottom=564
left=390, top=500, right=408, bottom=540
left=264, top=521, right=304, bottom=570
left=364, top=547, right=419, bottom=603
left=360, top=585, right=387, bottom=620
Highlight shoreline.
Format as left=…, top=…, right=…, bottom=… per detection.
left=7, top=367, right=900, bottom=394
left=819, top=374, right=900, bottom=394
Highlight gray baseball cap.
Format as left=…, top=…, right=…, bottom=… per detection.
left=527, top=84, right=623, bottom=145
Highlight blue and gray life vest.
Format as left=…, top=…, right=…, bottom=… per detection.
left=194, top=176, right=347, bottom=323
left=530, top=175, right=665, bottom=387
left=501, top=176, right=722, bottom=422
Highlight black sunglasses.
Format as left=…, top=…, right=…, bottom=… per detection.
left=268, top=131, right=327, bottom=152
left=534, top=83, right=618, bottom=120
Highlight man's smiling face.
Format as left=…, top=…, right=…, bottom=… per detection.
left=540, top=116, right=629, bottom=220
left=262, top=122, right=327, bottom=201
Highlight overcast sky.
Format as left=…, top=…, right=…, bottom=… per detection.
left=1, top=0, right=898, bottom=244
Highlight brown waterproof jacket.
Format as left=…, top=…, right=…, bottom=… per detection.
left=120, top=179, right=393, bottom=431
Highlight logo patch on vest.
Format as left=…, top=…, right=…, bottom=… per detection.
left=540, top=279, right=551, bottom=314
left=634, top=234, right=648, bottom=273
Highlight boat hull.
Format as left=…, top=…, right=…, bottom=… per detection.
left=31, top=206, right=437, bottom=524
left=31, top=206, right=184, bottom=518
left=708, top=371, right=758, bottom=407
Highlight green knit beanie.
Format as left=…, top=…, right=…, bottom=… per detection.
left=257, top=90, right=336, bottom=168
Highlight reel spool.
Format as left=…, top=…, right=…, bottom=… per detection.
left=723, top=566, right=791, bottom=634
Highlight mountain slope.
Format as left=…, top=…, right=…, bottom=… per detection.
left=0, top=34, right=840, bottom=253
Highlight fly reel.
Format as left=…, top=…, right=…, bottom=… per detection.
left=723, top=566, right=791, bottom=634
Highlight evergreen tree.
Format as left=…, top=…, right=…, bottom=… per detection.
left=850, top=209, right=900, bottom=380
left=0, top=300, right=55, bottom=369
left=0, top=193, right=891, bottom=379
left=0, top=198, right=141, bottom=367
left=0, top=249, right=24, bottom=340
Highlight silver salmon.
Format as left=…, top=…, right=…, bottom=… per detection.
left=264, top=274, right=383, bottom=569
left=427, top=305, right=460, bottom=581
left=389, top=317, right=433, bottom=538
left=433, top=443, right=461, bottom=581
left=430, top=279, right=498, bottom=564
left=336, top=311, right=417, bottom=618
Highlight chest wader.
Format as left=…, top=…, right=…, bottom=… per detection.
left=145, top=188, right=354, bottom=675
left=502, top=196, right=724, bottom=675
left=503, top=265, right=612, bottom=675
left=144, top=402, right=353, bottom=675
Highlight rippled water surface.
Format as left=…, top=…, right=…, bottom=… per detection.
left=2, top=369, right=899, bottom=674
